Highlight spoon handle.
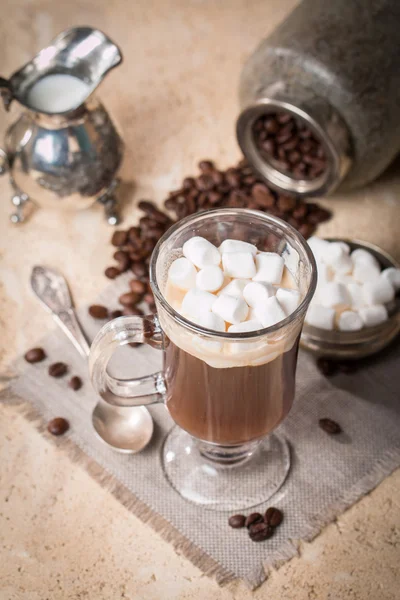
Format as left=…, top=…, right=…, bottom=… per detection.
left=31, top=265, right=90, bottom=359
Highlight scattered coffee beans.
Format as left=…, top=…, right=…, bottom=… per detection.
left=245, top=512, right=264, bottom=528
left=265, top=507, right=283, bottom=528
left=249, top=522, right=274, bottom=542
left=48, top=362, right=68, bottom=378
left=24, top=347, right=46, bottom=364
left=99, top=158, right=331, bottom=321
left=319, top=418, right=342, bottom=435
left=88, top=305, right=109, bottom=319
left=228, top=514, right=246, bottom=529
left=253, top=112, right=328, bottom=180
left=47, top=417, right=70, bottom=436
left=69, top=376, right=83, bottom=391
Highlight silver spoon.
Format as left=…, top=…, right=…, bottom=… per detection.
left=30, top=265, right=153, bottom=453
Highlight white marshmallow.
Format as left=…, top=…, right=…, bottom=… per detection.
left=319, top=282, right=351, bottom=309
left=381, top=267, right=400, bottom=291
left=181, top=288, right=215, bottom=319
left=359, top=305, right=388, bottom=327
left=316, top=261, right=334, bottom=283
left=253, top=252, right=284, bottom=284
left=219, top=239, right=257, bottom=255
left=228, top=320, right=263, bottom=333
left=337, top=242, right=351, bottom=255
left=363, top=277, right=395, bottom=306
left=222, top=252, right=256, bottom=279
left=276, top=287, right=301, bottom=316
left=168, top=257, right=197, bottom=290
left=346, top=282, right=365, bottom=309
left=243, top=281, right=275, bottom=308
left=351, top=248, right=380, bottom=270
left=307, top=237, right=331, bottom=262
left=322, top=243, right=353, bottom=274
left=192, top=311, right=226, bottom=332
left=218, top=278, right=249, bottom=298
left=183, top=236, right=220, bottom=269
left=305, top=304, right=335, bottom=330
left=353, top=262, right=381, bottom=284
left=334, top=273, right=354, bottom=285
left=212, top=294, right=249, bottom=324
left=196, top=265, right=224, bottom=292
left=254, top=296, right=287, bottom=328
left=338, top=310, right=363, bottom=332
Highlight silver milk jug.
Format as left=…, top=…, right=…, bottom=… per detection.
left=0, top=27, right=124, bottom=225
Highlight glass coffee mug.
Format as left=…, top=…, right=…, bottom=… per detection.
left=89, top=209, right=316, bottom=510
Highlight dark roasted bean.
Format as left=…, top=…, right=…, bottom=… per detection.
left=113, top=250, right=131, bottom=272
left=111, top=230, right=128, bottom=247
left=228, top=514, right=246, bottom=529
left=249, top=522, right=273, bottom=542
left=104, top=266, right=120, bottom=279
left=129, top=279, right=147, bottom=296
left=319, top=418, right=342, bottom=435
left=198, top=160, right=215, bottom=173
left=297, top=222, right=316, bottom=239
left=131, top=261, right=148, bottom=279
left=183, top=176, right=196, bottom=190
left=119, top=292, right=140, bottom=307
left=110, top=309, right=123, bottom=319
left=24, top=347, right=46, bottom=364
left=69, top=376, right=83, bottom=391
left=251, top=183, right=275, bottom=208
left=89, top=305, right=108, bottom=319
left=129, top=342, right=142, bottom=348
left=128, top=226, right=141, bottom=244
left=245, top=513, right=263, bottom=528
left=196, top=174, right=215, bottom=191
left=277, top=195, right=297, bottom=212
left=265, top=507, right=283, bottom=527
left=47, top=417, right=69, bottom=436
left=123, top=306, right=144, bottom=317
left=48, top=362, right=68, bottom=378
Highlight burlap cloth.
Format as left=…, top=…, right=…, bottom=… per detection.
left=2, top=274, right=400, bottom=589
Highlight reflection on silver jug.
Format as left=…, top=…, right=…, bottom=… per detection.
left=0, top=27, right=124, bottom=224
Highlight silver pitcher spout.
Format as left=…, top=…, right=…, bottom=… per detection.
left=0, top=27, right=124, bottom=225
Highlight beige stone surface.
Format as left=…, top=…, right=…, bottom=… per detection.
left=0, top=0, right=400, bottom=598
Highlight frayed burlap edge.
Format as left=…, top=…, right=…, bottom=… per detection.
left=2, top=385, right=400, bottom=591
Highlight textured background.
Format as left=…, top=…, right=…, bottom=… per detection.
left=1, top=0, right=400, bottom=598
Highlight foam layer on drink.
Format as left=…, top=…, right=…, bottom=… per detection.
left=159, top=237, right=303, bottom=368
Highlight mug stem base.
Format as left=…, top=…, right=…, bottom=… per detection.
left=162, top=426, right=291, bottom=511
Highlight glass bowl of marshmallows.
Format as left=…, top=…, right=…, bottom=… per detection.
left=301, top=237, right=400, bottom=358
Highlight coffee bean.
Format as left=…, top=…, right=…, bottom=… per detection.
left=119, top=292, right=140, bottom=307
left=48, top=362, right=68, bottom=378
left=47, top=417, right=69, bottom=436
left=316, top=357, right=338, bottom=377
left=319, top=418, right=342, bottom=435
left=264, top=116, right=280, bottom=134
left=144, top=291, right=155, bottom=305
left=198, top=160, right=215, bottom=173
left=128, top=226, right=141, bottom=244
left=261, top=139, right=276, bottom=155
left=249, top=522, right=273, bottom=542
left=287, top=150, right=302, bottom=165
left=185, top=195, right=197, bottom=214
left=265, top=507, right=283, bottom=527
left=129, top=279, right=147, bottom=296
left=183, top=176, right=196, bottom=189
left=69, top=376, right=82, bottom=391
left=138, top=200, right=172, bottom=225
left=228, top=514, right=246, bottom=529
left=251, top=183, right=275, bottom=208
left=196, top=174, right=215, bottom=191
left=24, top=347, right=46, bottom=364
left=111, top=230, right=128, bottom=247
left=211, top=170, right=224, bottom=185
left=89, top=305, right=108, bottom=319
left=165, top=197, right=178, bottom=211
left=245, top=512, right=263, bottom=528
left=110, top=309, right=123, bottom=319
left=281, top=136, right=299, bottom=151
left=297, top=222, right=316, bottom=239
left=292, top=203, right=307, bottom=219
left=208, top=191, right=222, bottom=205
left=277, top=195, right=297, bottom=212
left=277, top=111, right=292, bottom=124
left=104, top=266, right=120, bottom=279
left=123, top=306, right=144, bottom=316
left=307, top=207, right=331, bottom=224
left=113, top=250, right=131, bottom=272
left=129, top=342, right=142, bottom=348
left=131, top=261, right=148, bottom=279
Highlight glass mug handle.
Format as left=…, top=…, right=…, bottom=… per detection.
left=89, top=315, right=166, bottom=407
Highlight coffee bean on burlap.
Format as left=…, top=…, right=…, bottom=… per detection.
left=264, top=507, right=284, bottom=528
left=245, top=513, right=264, bottom=528
left=228, top=514, right=246, bottom=529
left=249, top=522, right=274, bottom=542
left=319, top=418, right=342, bottom=435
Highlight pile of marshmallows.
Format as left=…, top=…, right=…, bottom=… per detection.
left=168, top=237, right=300, bottom=334
left=306, top=237, right=400, bottom=331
